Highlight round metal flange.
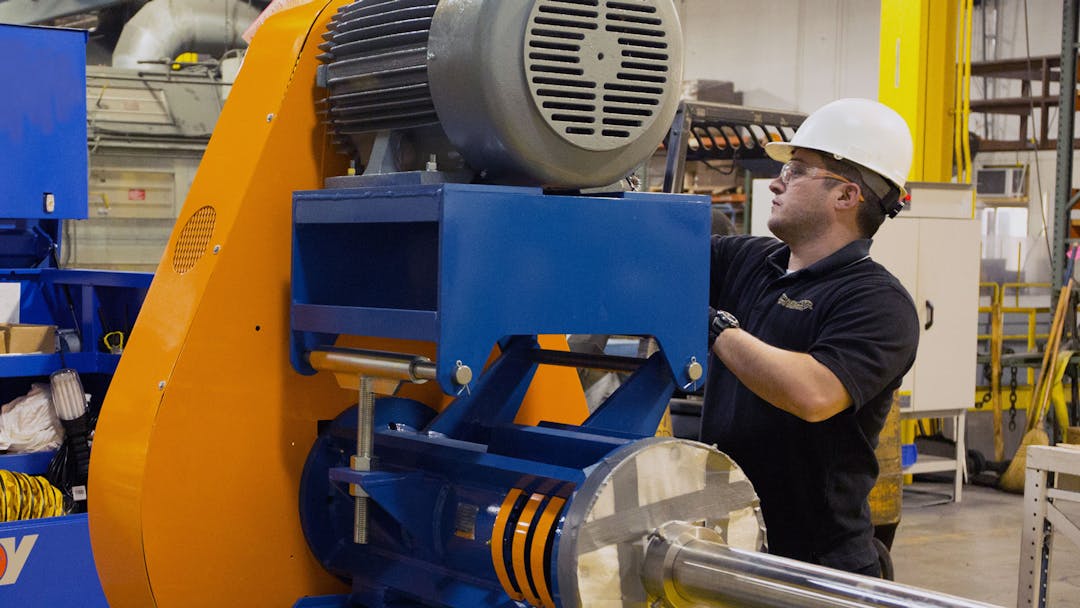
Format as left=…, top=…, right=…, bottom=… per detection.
left=555, top=437, right=764, bottom=607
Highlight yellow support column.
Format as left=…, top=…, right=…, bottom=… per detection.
left=880, top=0, right=974, bottom=483
left=878, top=0, right=960, bottom=182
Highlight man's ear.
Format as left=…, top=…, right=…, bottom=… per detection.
left=834, top=184, right=862, bottom=211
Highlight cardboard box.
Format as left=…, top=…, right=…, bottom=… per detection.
left=0, top=323, right=56, bottom=354
left=680, top=79, right=743, bottom=104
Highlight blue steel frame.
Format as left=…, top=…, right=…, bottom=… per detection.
left=302, top=402, right=603, bottom=608
left=291, top=183, right=711, bottom=394
left=293, top=184, right=712, bottom=607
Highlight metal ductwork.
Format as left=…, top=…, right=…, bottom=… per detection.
left=319, top=0, right=685, bottom=189
left=112, top=0, right=261, bottom=70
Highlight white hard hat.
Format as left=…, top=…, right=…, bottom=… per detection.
left=765, top=98, right=914, bottom=199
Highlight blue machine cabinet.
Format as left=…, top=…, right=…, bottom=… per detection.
left=0, top=515, right=106, bottom=605
left=0, top=25, right=88, bottom=220
left=0, top=23, right=152, bottom=608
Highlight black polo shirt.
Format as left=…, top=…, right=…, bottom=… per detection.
left=701, top=235, right=918, bottom=572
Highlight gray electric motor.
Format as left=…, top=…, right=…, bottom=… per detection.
left=319, top=0, right=684, bottom=189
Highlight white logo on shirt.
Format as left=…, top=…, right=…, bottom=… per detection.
left=778, top=293, right=813, bottom=311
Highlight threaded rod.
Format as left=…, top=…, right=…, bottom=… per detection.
left=354, top=375, right=375, bottom=544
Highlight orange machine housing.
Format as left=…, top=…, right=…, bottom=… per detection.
left=87, top=2, right=588, bottom=605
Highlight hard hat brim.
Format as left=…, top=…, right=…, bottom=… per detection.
left=765, top=141, right=836, bottom=166
left=764, top=142, right=795, bottom=164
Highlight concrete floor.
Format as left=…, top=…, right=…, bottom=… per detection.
left=891, top=482, right=1080, bottom=607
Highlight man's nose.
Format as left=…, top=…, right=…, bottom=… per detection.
left=769, top=176, right=784, bottom=195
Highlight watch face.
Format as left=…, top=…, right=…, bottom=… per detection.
left=711, top=310, right=739, bottom=336
left=718, top=311, right=739, bottom=329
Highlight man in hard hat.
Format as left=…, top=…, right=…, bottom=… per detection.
left=702, top=98, right=919, bottom=577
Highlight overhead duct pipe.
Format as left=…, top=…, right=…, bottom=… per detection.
left=111, top=0, right=260, bottom=70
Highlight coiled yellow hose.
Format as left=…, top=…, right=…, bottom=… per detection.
left=0, top=470, right=67, bottom=521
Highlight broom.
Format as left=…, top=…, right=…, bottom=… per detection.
left=999, top=276, right=1074, bottom=493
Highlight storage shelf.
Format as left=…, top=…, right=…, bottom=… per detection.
left=900, top=407, right=967, bottom=502
left=969, top=53, right=1080, bottom=152
left=904, top=454, right=959, bottom=475
left=0, top=352, right=120, bottom=378
left=0, top=450, right=55, bottom=474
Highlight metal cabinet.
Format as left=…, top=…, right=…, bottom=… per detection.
left=873, top=182, right=980, bottom=500
left=873, top=182, right=981, bottom=410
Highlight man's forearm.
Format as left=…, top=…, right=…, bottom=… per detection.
left=712, top=329, right=852, bottom=422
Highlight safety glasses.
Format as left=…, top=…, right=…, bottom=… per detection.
left=779, top=161, right=865, bottom=202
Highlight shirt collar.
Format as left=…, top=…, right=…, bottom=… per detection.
left=766, top=239, right=872, bottom=277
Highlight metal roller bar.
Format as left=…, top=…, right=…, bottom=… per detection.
left=527, top=348, right=646, bottom=374
left=307, top=347, right=437, bottom=383
left=643, top=522, right=1000, bottom=608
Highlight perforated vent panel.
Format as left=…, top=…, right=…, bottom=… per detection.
left=172, top=206, right=216, bottom=275
left=524, top=0, right=672, bottom=151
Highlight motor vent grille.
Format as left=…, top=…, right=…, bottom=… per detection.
left=172, top=206, right=216, bottom=275
left=319, top=0, right=439, bottom=149
left=525, top=0, right=672, bottom=151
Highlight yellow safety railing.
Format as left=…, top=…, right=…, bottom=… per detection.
left=1001, top=282, right=1052, bottom=385
left=976, top=281, right=999, bottom=343
left=975, top=282, right=1054, bottom=459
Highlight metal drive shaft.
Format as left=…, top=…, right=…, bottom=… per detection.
left=643, top=522, right=1001, bottom=608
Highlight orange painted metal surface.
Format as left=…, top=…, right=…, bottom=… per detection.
left=518, top=336, right=589, bottom=426
left=512, top=493, right=546, bottom=607
left=87, top=2, right=589, bottom=605
left=490, top=488, right=525, bottom=602
left=531, top=496, right=566, bottom=608
left=88, top=2, right=355, bottom=605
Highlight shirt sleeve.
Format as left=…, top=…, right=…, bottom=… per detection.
left=808, top=281, right=920, bottom=409
left=709, top=235, right=734, bottom=305
left=710, top=235, right=772, bottom=307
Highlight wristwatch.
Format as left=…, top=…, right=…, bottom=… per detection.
left=708, top=308, right=740, bottom=344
